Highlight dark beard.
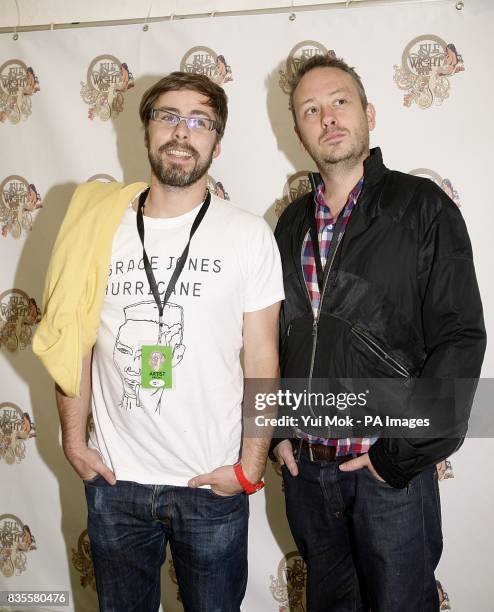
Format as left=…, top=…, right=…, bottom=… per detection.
left=311, top=137, right=368, bottom=171
left=321, top=138, right=367, bottom=168
left=148, top=144, right=214, bottom=188
left=304, top=123, right=369, bottom=172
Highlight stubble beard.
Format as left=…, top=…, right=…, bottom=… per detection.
left=304, top=121, right=370, bottom=174
left=148, top=143, right=214, bottom=188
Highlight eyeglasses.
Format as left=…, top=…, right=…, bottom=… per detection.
left=150, top=108, right=218, bottom=133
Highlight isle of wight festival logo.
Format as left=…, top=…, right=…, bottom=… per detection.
left=180, top=47, right=233, bottom=85
left=80, top=55, right=134, bottom=121
left=437, top=580, right=452, bottom=610
left=436, top=459, right=454, bottom=481
left=0, top=289, right=41, bottom=352
left=409, top=168, right=461, bottom=208
left=1, top=175, right=42, bottom=238
left=207, top=175, right=230, bottom=200
left=0, top=403, right=36, bottom=465
left=394, top=36, right=464, bottom=109
left=275, top=170, right=312, bottom=218
left=270, top=550, right=307, bottom=611
left=0, top=60, right=39, bottom=124
left=0, top=515, right=36, bottom=578
left=72, top=529, right=96, bottom=591
left=279, top=42, right=336, bottom=96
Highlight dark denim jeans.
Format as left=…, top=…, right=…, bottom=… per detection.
left=282, top=455, right=443, bottom=612
left=84, top=476, right=249, bottom=612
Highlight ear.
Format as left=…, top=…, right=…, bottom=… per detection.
left=213, top=139, right=221, bottom=159
left=366, top=103, right=376, bottom=132
left=144, top=131, right=149, bottom=149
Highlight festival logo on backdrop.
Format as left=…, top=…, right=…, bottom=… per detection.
left=0, top=515, right=36, bottom=578
left=270, top=550, right=307, bottom=611
left=275, top=170, right=312, bottom=218
left=71, top=529, right=96, bottom=590
left=180, top=47, right=233, bottom=85
left=86, top=173, right=117, bottom=183
left=279, top=42, right=336, bottom=96
left=436, top=459, right=454, bottom=481
left=207, top=175, right=230, bottom=200
left=0, top=60, right=39, bottom=124
left=80, top=55, right=134, bottom=121
left=0, top=289, right=41, bottom=352
left=0, top=403, right=36, bottom=465
left=1, top=175, right=43, bottom=239
left=409, top=168, right=461, bottom=207
left=394, top=36, right=464, bottom=109
left=436, top=580, right=452, bottom=609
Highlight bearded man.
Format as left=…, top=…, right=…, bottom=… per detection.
left=34, top=72, right=284, bottom=612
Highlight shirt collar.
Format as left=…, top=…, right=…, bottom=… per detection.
left=314, top=176, right=364, bottom=213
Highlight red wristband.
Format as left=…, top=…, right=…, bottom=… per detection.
left=233, top=462, right=265, bottom=495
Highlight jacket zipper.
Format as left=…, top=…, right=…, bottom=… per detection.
left=303, top=268, right=313, bottom=311
left=351, top=326, right=411, bottom=379
left=307, top=233, right=344, bottom=398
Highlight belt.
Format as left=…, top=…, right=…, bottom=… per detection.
left=298, top=439, right=355, bottom=463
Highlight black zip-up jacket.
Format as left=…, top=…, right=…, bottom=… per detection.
left=273, top=148, right=486, bottom=488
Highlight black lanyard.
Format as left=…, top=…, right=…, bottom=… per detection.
left=136, top=187, right=210, bottom=325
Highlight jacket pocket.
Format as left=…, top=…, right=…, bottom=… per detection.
left=350, top=326, right=412, bottom=379
left=279, top=316, right=314, bottom=378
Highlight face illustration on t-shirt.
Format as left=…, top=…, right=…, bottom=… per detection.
left=112, top=300, right=186, bottom=412
left=90, top=196, right=284, bottom=484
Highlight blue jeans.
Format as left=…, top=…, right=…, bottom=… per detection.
left=282, top=455, right=442, bottom=612
left=84, top=477, right=249, bottom=612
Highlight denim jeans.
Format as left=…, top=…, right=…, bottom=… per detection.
left=282, top=455, right=443, bottom=612
left=84, top=476, right=249, bottom=612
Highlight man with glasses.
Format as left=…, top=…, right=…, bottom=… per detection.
left=34, top=72, right=284, bottom=611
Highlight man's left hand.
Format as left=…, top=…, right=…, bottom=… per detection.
left=188, top=465, right=244, bottom=496
left=339, top=453, right=386, bottom=482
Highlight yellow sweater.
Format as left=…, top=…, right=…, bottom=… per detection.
left=33, top=181, right=147, bottom=397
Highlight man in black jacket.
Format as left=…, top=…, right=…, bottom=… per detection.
left=272, top=54, right=486, bottom=611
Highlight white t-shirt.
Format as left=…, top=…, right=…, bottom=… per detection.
left=89, top=193, right=284, bottom=486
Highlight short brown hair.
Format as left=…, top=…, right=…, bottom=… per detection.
left=139, top=71, right=228, bottom=139
left=289, top=55, right=368, bottom=123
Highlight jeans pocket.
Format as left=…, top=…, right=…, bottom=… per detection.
left=362, top=467, right=393, bottom=488
left=207, top=488, right=243, bottom=500
left=83, top=473, right=102, bottom=485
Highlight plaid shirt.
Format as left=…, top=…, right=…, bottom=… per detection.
left=296, top=177, right=377, bottom=456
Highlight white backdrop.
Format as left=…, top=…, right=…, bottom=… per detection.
left=1, top=0, right=493, bottom=610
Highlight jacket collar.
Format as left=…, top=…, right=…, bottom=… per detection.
left=308, top=147, right=387, bottom=192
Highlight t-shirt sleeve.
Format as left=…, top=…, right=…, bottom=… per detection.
left=244, top=218, right=285, bottom=312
